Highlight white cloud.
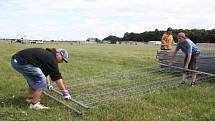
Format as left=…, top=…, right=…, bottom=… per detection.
left=0, top=0, right=215, bottom=40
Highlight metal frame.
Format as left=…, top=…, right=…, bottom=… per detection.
left=43, top=91, right=82, bottom=115
left=51, top=88, right=90, bottom=109
left=45, top=48, right=215, bottom=109
left=45, top=64, right=214, bottom=109
left=157, top=49, right=215, bottom=75
left=160, top=63, right=215, bottom=77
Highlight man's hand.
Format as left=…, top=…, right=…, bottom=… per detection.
left=61, top=90, right=71, bottom=99
left=184, top=65, right=188, bottom=71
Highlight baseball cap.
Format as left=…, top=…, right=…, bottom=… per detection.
left=57, top=48, right=69, bottom=63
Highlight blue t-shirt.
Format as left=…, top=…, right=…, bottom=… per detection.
left=175, top=39, right=200, bottom=55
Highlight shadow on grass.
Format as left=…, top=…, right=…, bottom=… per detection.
left=0, top=95, right=29, bottom=109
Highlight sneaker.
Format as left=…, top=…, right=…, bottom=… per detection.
left=30, top=102, right=49, bottom=110
left=180, top=81, right=185, bottom=84
left=26, top=97, right=32, bottom=103
left=191, top=81, right=196, bottom=87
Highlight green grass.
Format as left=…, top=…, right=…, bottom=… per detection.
left=0, top=42, right=214, bottom=121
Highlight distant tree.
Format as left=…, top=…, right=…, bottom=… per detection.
left=103, top=35, right=121, bottom=44
left=123, top=32, right=144, bottom=42
left=103, top=28, right=215, bottom=43
left=95, top=38, right=101, bottom=43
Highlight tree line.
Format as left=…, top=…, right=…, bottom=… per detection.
left=103, top=29, right=215, bottom=44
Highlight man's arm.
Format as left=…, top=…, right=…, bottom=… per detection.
left=55, top=79, right=66, bottom=90
left=184, top=53, right=192, bottom=70
left=55, top=79, right=71, bottom=99
left=46, top=76, right=53, bottom=90
left=184, top=42, right=193, bottom=70
left=46, top=76, right=51, bottom=86
left=168, top=51, right=177, bottom=66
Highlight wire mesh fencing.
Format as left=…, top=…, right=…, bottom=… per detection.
left=58, top=65, right=213, bottom=108
left=50, top=45, right=215, bottom=109
left=157, top=46, right=215, bottom=74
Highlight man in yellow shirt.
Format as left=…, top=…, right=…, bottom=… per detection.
left=159, top=27, right=175, bottom=71
left=160, top=27, right=175, bottom=50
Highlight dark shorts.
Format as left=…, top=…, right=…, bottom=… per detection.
left=183, top=54, right=199, bottom=73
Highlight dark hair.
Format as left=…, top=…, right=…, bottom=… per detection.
left=167, top=27, right=172, bottom=31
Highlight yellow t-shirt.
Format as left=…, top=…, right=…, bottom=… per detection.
left=160, top=32, right=175, bottom=50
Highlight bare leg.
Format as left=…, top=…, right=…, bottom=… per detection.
left=31, top=90, right=42, bottom=104
left=28, top=88, right=34, bottom=98
left=180, top=73, right=186, bottom=84
left=30, top=89, right=48, bottom=109
left=191, top=73, right=197, bottom=86
left=192, top=73, right=197, bottom=82
left=182, top=73, right=186, bottom=81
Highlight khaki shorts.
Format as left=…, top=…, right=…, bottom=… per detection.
left=183, top=54, right=199, bottom=73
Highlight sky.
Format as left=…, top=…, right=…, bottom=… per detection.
left=0, top=0, right=215, bottom=40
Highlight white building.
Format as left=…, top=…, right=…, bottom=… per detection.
left=148, top=41, right=161, bottom=45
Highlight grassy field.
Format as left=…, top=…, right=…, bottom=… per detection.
left=0, top=42, right=214, bottom=121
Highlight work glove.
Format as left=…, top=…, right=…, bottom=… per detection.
left=47, top=85, right=53, bottom=90
left=61, top=90, right=71, bottom=99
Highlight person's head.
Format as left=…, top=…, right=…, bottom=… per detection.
left=166, top=27, right=172, bottom=34
left=177, top=32, right=186, bottom=43
left=56, top=48, right=69, bottom=63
